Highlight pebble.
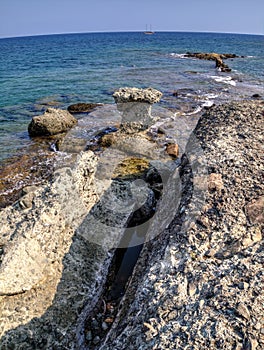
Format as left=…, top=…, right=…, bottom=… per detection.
left=102, top=322, right=108, bottom=331
left=238, top=282, right=249, bottom=290
left=93, top=336, right=100, bottom=345
left=86, top=331, right=92, bottom=341
left=166, top=143, right=179, bottom=158
left=236, top=303, right=251, bottom=320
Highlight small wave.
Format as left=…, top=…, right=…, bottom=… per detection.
left=202, top=100, right=215, bottom=108
left=204, top=93, right=219, bottom=99
left=169, top=53, right=186, bottom=58
left=211, top=75, right=236, bottom=86
left=186, top=106, right=203, bottom=115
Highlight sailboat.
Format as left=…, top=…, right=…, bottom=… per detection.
left=144, top=24, right=154, bottom=35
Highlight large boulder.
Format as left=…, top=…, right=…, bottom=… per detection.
left=28, top=108, right=77, bottom=136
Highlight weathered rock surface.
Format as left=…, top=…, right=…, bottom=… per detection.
left=28, top=107, right=77, bottom=136
left=1, top=99, right=263, bottom=349
left=113, top=87, right=163, bottom=133
left=99, top=100, right=264, bottom=350
left=184, top=52, right=239, bottom=72
left=166, top=143, right=179, bottom=158
left=0, top=150, right=137, bottom=349
left=113, top=87, right=162, bottom=104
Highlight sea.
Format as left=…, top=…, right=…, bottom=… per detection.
left=0, top=31, right=263, bottom=204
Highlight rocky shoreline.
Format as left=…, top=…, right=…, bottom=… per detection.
left=0, top=97, right=263, bottom=349
left=99, top=99, right=264, bottom=350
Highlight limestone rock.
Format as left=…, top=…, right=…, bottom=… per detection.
left=113, top=87, right=162, bottom=104
left=236, top=302, right=251, bottom=320
left=28, top=108, right=77, bottom=136
left=0, top=238, right=47, bottom=295
left=112, top=87, right=162, bottom=133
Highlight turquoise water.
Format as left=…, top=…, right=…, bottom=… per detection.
left=0, top=31, right=263, bottom=163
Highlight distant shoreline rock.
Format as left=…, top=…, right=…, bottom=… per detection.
left=184, top=52, right=240, bottom=72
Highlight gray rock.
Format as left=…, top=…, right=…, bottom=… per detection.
left=1, top=100, right=263, bottom=350
left=99, top=101, right=264, bottom=350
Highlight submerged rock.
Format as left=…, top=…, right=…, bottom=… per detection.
left=28, top=108, right=77, bottom=136
left=67, top=102, right=102, bottom=113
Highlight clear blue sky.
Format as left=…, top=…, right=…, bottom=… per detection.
left=0, top=0, right=263, bottom=38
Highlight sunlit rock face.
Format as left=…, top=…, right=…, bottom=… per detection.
left=28, top=107, right=77, bottom=136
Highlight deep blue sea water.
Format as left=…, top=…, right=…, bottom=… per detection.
left=0, top=31, right=263, bottom=164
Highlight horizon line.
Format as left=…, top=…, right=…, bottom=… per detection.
left=0, top=29, right=263, bottom=40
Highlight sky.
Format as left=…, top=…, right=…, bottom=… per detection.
left=0, top=0, right=263, bottom=38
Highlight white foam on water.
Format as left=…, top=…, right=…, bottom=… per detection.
left=204, top=93, right=219, bottom=99
left=186, top=106, right=203, bottom=115
left=169, top=53, right=186, bottom=58
left=200, top=92, right=219, bottom=107
left=211, top=75, right=237, bottom=86
left=202, top=100, right=215, bottom=107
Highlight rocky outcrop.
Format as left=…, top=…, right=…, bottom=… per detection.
left=0, top=86, right=167, bottom=349
left=0, top=147, right=150, bottom=348
left=0, top=152, right=99, bottom=342
left=112, top=87, right=162, bottom=133
left=1, top=96, right=263, bottom=349
left=98, top=100, right=264, bottom=350
left=28, top=107, right=77, bottom=136
left=184, top=52, right=239, bottom=72
left=67, top=103, right=102, bottom=114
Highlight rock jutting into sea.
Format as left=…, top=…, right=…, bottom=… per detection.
left=184, top=52, right=240, bottom=72
left=0, top=97, right=263, bottom=350
left=28, top=107, right=77, bottom=136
